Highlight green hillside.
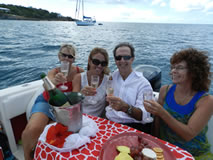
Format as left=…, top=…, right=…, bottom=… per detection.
left=0, top=4, right=74, bottom=21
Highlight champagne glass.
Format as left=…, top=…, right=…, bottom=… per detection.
left=91, top=75, right=99, bottom=89
left=59, top=61, right=69, bottom=91
left=106, top=79, right=114, bottom=96
left=87, top=75, right=99, bottom=104
left=106, top=78, right=114, bottom=111
left=143, top=91, right=154, bottom=123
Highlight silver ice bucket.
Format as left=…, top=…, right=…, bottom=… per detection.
left=52, top=102, right=82, bottom=132
left=50, top=92, right=84, bottom=133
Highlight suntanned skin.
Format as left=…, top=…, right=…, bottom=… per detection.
left=22, top=46, right=84, bottom=160
left=144, top=61, right=213, bottom=141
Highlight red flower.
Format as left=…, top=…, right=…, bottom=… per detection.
left=46, top=123, right=72, bottom=148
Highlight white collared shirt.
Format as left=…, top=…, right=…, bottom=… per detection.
left=105, top=70, right=153, bottom=124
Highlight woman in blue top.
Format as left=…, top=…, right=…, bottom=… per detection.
left=144, top=48, right=213, bottom=159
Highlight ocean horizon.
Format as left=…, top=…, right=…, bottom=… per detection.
left=0, top=20, right=213, bottom=93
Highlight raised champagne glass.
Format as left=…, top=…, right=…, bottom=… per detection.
left=59, top=61, right=69, bottom=91
left=106, top=75, right=114, bottom=96
left=143, top=91, right=154, bottom=123
left=106, top=75, right=114, bottom=111
left=87, top=75, right=99, bottom=104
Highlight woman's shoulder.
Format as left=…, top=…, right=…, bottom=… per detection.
left=158, top=84, right=173, bottom=103
left=195, top=93, right=213, bottom=114
left=74, top=66, right=84, bottom=73
left=198, top=94, right=213, bottom=106
left=159, top=84, right=172, bottom=94
left=72, top=73, right=82, bottom=86
left=48, top=67, right=60, bottom=75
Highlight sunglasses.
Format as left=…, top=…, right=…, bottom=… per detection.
left=171, top=65, right=187, bottom=71
left=115, top=55, right=132, bottom=61
left=92, top=59, right=107, bottom=67
left=61, top=53, right=74, bottom=59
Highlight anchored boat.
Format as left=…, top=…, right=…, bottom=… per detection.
left=75, top=0, right=96, bottom=26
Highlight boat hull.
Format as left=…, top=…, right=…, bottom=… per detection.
left=75, top=20, right=95, bottom=26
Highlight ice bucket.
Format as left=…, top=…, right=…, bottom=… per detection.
left=50, top=92, right=84, bottom=133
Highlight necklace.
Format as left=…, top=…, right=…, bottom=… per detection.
left=174, top=92, right=194, bottom=105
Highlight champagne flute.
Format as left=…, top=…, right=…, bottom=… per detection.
left=143, top=91, right=154, bottom=123
left=91, top=75, right=99, bottom=89
left=59, top=61, right=69, bottom=91
left=87, top=75, right=99, bottom=104
left=106, top=78, right=114, bottom=96
left=106, top=77, right=114, bottom=111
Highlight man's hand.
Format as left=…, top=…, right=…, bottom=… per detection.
left=106, top=95, right=129, bottom=112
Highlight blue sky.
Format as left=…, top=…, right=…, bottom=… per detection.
left=0, top=0, right=213, bottom=24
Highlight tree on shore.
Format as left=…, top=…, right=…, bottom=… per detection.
left=0, top=4, right=74, bottom=21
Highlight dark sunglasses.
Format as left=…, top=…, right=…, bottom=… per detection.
left=61, top=53, right=74, bottom=59
left=115, top=55, right=132, bottom=61
left=92, top=59, right=107, bottom=67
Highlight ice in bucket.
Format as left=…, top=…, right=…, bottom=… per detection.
left=50, top=92, right=84, bottom=133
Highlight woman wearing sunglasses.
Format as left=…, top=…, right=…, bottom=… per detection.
left=144, top=48, right=213, bottom=159
left=72, top=47, right=110, bottom=117
left=22, top=44, right=84, bottom=160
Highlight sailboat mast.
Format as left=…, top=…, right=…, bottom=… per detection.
left=75, top=0, right=78, bottom=19
left=82, top=0, right=84, bottom=17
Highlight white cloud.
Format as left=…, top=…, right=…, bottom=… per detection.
left=203, top=1, right=213, bottom=12
left=170, top=0, right=212, bottom=12
left=88, top=5, right=167, bottom=22
left=151, top=0, right=166, bottom=7
left=152, top=0, right=163, bottom=5
left=160, top=2, right=166, bottom=7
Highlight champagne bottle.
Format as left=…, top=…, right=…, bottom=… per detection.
left=67, top=92, right=84, bottom=105
left=40, top=73, right=72, bottom=106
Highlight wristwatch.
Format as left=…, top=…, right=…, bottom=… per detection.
left=127, top=105, right=133, bottom=115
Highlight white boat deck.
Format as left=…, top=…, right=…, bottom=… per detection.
left=13, top=145, right=24, bottom=160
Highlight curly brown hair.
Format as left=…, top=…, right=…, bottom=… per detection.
left=170, top=48, right=211, bottom=91
left=87, top=47, right=110, bottom=75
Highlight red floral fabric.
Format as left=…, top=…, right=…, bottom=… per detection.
left=34, top=115, right=194, bottom=160
left=46, top=123, right=72, bottom=148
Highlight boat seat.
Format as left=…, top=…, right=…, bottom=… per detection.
left=0, top=80, right=43, bottom=154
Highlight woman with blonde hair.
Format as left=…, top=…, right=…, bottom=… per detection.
left=72, top=47, right=110, bottom=117
left=22, top=44, right=84, bottom=160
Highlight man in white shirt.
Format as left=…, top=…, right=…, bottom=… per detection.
left=106, top=42, right=153, bottom=133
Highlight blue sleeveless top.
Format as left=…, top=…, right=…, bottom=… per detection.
left=160, top=85, right=211, bottom=157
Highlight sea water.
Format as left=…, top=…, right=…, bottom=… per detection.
left=0, top=20, right=213, bottom=93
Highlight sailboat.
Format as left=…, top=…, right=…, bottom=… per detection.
left=75, top=0, right=96, bottom=26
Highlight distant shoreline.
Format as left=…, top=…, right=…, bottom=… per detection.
left=0, top=4, right=75, bottom=21
left=0, top=13, right=74, bottom=21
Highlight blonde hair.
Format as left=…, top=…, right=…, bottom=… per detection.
left=58, top=44, right=76, bottom=57
left=87, top=47, right=110, bottom=75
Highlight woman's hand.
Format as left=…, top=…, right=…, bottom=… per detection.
left=81, top=86, right=97, bottom=96
left=54, top=72, right=66, bottom=85
left=143, top=100, right=164, bottom=117
left=106, top=96, right=128, bottom=112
